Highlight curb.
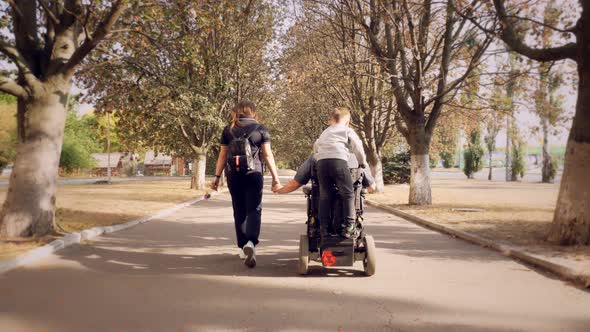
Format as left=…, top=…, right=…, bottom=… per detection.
left=366, top=199, right=590, bottom=288
left=0, top=190, right=226, bottom=275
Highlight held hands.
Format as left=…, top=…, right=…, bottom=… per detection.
left=271, top=180, right=282, bottom=193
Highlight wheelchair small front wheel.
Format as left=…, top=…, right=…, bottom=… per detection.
left=298, top=234, right=309, bottom=275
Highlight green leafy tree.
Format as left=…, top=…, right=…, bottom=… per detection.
left=0, top=93, right=17, bottom=173
left=484, top=86, right=505, bottom=180
left=350, top=0, right=493, bottom=205
left=59, top=112, right=100, bottom=174
left=82, top=1, right=275, bottom=189
left=463, top=129, right=484, bottom=179
left=431, top=114, right=461, bottom=169
left=511, top=134, right=526, bottom=181
left=533, top=0, right=566, bottom=183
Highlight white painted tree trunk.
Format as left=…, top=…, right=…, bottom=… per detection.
left=488, top=154, right=493, bottom=181
left=366, top=149, right=384, bottom=193
left=191, top=149, right=207, bottom=190
left=547, top=39, right=590, bottom=245
left=409, top=153, right=432, bottom=205
left=0, top=89, right=68, bottom=237
left=369, top=158, right=385, bottom=193
left=547, top=140, right=590, bottom=245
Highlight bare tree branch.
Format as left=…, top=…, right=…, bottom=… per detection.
left=0, top=39, right=40, bottom=87
left=0, top=76, right=26, bottom=98
left=63, top=0, right=127, bottom=78
left=493, top=0, right=577, bottom=61
left=38, top=0, right=61, bottom=25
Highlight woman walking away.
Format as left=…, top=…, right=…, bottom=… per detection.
left=211, top=100, right=281, bottom=268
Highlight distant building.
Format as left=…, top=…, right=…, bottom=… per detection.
left=91, top=152, right=123, bottom=177
left=143, top=150, right=186, bottom=176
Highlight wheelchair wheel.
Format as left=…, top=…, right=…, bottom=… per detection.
left=363, top=235, right=376, bottom=276
left=298, top=234, right=309, bottom=275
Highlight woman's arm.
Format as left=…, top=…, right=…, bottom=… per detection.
left=261, top=143, right=281, bottom=188
left=211, top=146, right=228, bottom=190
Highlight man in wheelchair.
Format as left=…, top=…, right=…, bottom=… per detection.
left=274, top=154, right=375, bottom=244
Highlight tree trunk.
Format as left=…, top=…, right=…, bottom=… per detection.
left=505, top=115, right=512, bottom=181
left=541, top=118, right=553, bottom=183
left=190, top=148, right=207, bottom=190
left=0, top=87, right=68, bottom=237
left=488, top=154, right=493, bottom=180
left=408, top=131, right=432, bottom=205
left=547, top=22, right=590, bottom=245
left=366, top=149, right=385, bottom=193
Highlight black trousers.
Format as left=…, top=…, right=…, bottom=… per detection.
left=227, top=171, right=264, bottom=248
left=316, top=159, right=355, bottom=235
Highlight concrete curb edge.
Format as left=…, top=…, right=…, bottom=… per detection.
left=0, top=190, right=227, bottom=275
left=366, top=199, right=590, bottom=288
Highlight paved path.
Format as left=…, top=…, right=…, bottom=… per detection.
left=1, top=187, right=589, bottom=331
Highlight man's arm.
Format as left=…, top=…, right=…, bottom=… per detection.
left=275, top=179, right=304, bottom=194
left=348, top=129, right=368, bottom=168
left=363, top=172, right=377, bottom=193
left=275, top=156, right=314, bottom=194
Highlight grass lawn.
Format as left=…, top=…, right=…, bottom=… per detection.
left=369, top=178, right=590, bottom=261
left=0, top=179, right=206, bottom=260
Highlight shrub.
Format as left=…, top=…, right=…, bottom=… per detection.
left=60, top=139, right=96, bottom=173
left=429, top=152, right=440, bottom=168
left=0, top=151, right=9, bottom=173
left=511, top=139, right=526, bottom=180
left=383, top=151, right=411, bottom=184
left=440, top=152, right=455, bottom=168
left=463, top=130, right=484, bottom=179
left=59, top=112, right=100, bottom=174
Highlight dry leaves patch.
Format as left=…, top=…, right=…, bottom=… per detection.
left=0, top=179, right=205, bottom=259
left=370, top=178, right=590, bottom=262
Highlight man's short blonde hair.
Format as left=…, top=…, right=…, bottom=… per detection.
left=330, top=107, right=351, bottom=121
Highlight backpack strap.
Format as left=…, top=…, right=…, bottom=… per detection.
left=228, top=124, right=260, bottom=141
left=245, top=124, right=261, bottom=141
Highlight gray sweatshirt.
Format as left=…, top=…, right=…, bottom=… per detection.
left=313, top=124, right=368, bottom=167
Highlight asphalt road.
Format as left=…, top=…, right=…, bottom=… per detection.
left=0, top=186, right=588, bottom=331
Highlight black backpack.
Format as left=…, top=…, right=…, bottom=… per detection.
left=227, top=125, right=261, bottom=174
